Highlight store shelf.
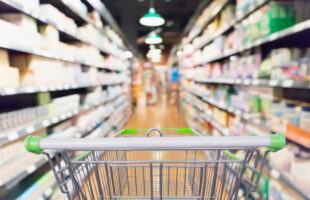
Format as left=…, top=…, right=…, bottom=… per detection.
left=187, top=88, right=310, bottom=149
left=194, top=0, right=270, bottom=50
left=0, top=92, right=123, bottom=147
left=75, top=109, right=113, bottom=138
left=188, top=0, right=229, bottom=43
left=0, top=103, right=118, bottom=192
left=183, top=94, right=309, bottom=199
left=0, top=80, right=125, bottom=96
left=39, top=182, right=58, bottom=200
left=187, top=77, right=310, bottom=89
left=0, top=0, right=119, bottom=57
left=195, top=18, right=310, bottom=65
left=0, top=36, right=126, bottom=70
left=0, top=151, right=55, bottom=192
left=266, top=164, right=310, bottom=200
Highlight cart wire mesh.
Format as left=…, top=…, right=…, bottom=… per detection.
left=43, top=128, right=269, bottom=200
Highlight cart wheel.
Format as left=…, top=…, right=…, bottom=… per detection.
left=147, top=128, right=163, bottom=137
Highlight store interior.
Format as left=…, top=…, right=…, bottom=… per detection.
left=0, top=0, right=310, bottom=199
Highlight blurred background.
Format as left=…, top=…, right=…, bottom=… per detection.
left=0, top=0, right=310, bottom=199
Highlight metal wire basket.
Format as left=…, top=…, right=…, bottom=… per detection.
left=25, top=128, right=286, bottom=200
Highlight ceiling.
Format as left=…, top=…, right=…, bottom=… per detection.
left=103, top=0, right=201, bottom=63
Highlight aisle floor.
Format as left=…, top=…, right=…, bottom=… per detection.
left=124, top=97, right=187, bottom=129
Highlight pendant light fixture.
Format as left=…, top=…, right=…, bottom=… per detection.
left=139, top=0, right=165, bottom=27
left=145, top=32, right=163, bottom=44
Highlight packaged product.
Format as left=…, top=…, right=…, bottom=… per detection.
left=39, top=25, right=59, bottom=42
left=0, top=13, right=37, bottom=33
left=0, top=48, right=9, bottom=67
left=0, top=67, right=19, bottom=87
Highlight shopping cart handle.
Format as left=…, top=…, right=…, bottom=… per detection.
left=269, top=132, right=286, bottom=152
left=25, top=133, right=286, bottom=154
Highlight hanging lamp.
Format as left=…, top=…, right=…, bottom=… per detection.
left=145, top=32, right=163, bottom=44
left=139, top=0, right=165, bottom=27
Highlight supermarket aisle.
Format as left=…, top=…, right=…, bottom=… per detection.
left=125, top=96, right=187, bottom=129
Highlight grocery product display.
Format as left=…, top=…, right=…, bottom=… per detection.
left=0, top=0, right=133, bottom=199
left=1, top=0, right=310, bottom=199
left=175, top=0, right=310, bottom=199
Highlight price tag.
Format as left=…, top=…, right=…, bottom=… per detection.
left=8, top=132, right=19, bottom=141
left=49, top=85, right=56, bottom=91
left=3, top=88, right=16, bottom=95
left=243, top=113, right=250, bottom=120
left=60, top=114, right=66, bottom=120
left=42, top=120, right=51, bottom=127
left=26, top=126, right=35, bottom=133
left=270, top=168, right=280, bottom=179
left=236, top=79, right=242, bottom=84
left=282, top=80, right=294, bottom=88
left=269, top=80, right=278, bottom=87
left=235, top=109, right=241, bottom=115
left=25, top=86, right=35, bottom=93
left=44, top=188, right=53, bottom=197
left=51, top=117, right=59, bottom=123
left=228, top=107, right=234, bottom=112
left=223, top=128, right=230, bottom=136
left=39, top=86, right=48, bottom=92
left=252, top=79, right=259, bottom=85
left=26, top=165, right=36, bottom=174
left=244, top=79, right=251, bottom=85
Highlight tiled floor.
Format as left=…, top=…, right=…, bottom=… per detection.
left=125, top=96, right=187, bottom=129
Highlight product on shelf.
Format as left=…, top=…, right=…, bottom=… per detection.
left=0, top=129, right=47, bottom=186
left=65, top=0, right=88, bottom=16
left=88, top=10, right=103, bottom=28
left=0, top=105, right=49, bottom=135
left=40, top=4, right=78, bottom=35
left=17, top=172, right=55, bottom=200
left=39, top=25, right=59, bottom=42
left=0, top=66, right=19, bottom=88
left=11, top=0, right=39, bottom=10
left=0, top=13, right=37, bottom=34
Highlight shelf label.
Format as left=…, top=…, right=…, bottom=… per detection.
left=51, top=117, right=59, bottom=123
left=282, top=80, right=294, bottom=88
left=236, top=79, right=242, bottom=84
left=26, top=126, right=35, bottom=134
left=44, top=188, right=53, bottom=197
left=252, top=79, right=259, bottom=85
left=8, top=132, right=19, bottom=141
left=26, top=165, right=36, bottom=174
left=270, top=168, right=280, bottom=179
left=3, top=88, right=16, bottom=95
left=243, top=79, right=251, bottom=85
left=269, top=80, right=278, bottom=87
left=25, top=86, right=35, bottom=93
left=42, top=120, right=51, bottom=127
left=60, top=114, right=66, bottom=120
left=39, top=86, right=48, bottom=92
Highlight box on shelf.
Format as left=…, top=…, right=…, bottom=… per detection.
left=12, top=0, right=39, bottom=10
left=39, top=25, right=59, bottom=42
left=40, top=4, right=77, bottom=34
left=0, top=48, right=9, bottom=68
left=0, top=66, right=19, bottom=88
left=0, top=13, right=37, bottom=34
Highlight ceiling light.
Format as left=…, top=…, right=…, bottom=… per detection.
left=139, top=7, right=165, bottom=27
left=147, top=51, right=161, bottom=59
left=124, top=51, right=133, bottom=58
left=176, top=50, right=183, bottom=57
left=145, top=32, right=163, bottom=44
left=148, top=49, right=161, bottom=54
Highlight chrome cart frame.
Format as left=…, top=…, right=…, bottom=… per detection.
left=25, top=128, right=286, bottom=200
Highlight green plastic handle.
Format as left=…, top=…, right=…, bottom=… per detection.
left=25, top=135, right=43, bottom=154
left=269, top=133, right=286, bottom=152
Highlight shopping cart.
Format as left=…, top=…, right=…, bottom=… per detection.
left=25, top=128, right=286, bottom=200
